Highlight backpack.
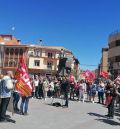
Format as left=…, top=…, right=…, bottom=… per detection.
left=52, top=102, right=61, bottom=107
left=92, top=84, right=96, bottom=92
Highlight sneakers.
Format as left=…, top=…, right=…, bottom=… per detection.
left=20, top=112, right=24, bottom=115
left=24, top=112, right=28, bottom=115
left=19, top=112, right=28, bottom=115
left=62, top=105, right=68, bottom=108
left=5, top=115, right=11, bottom=118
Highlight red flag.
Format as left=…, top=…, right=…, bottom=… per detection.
left=15, top=56, right=32, bottom=96
left=114, top=76, right=120, bottom=84
left=100, top=70, right=108, bottom=78
left=83, top=70, right=95, bottom=82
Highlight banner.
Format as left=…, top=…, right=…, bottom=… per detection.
left=83, top=70, right=95, bottom=82
left=100, top=70, right=108, bottom=78
left=114, top=75, right=120, bottom=84
left=15, top=56, right=32, bottom=96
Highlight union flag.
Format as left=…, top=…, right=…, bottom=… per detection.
left=100, top=70, right=108, bottom=78
left=14, top=56, right=32, bottom=96
left=83, top=70, right=95, bottom=82
left=114, top=76, right=120, bottom=84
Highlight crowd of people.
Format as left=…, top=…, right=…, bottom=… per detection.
left=0, top=71, right=120, bottom=123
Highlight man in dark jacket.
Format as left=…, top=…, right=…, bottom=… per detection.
left=61, top=75, right=70, bottom=108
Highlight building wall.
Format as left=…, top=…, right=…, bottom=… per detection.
left=101, top=48, right=108, bottom=72
left=27, top=46, right=72, bottom=75
left=108, top=47, right=120, bottom=58
left=0, top=35, right=74, bottom=76
left=0, top=35, right=20, bottom=45
left=108, top=32, right=120, bottom=78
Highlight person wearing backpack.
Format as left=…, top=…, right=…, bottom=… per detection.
left=91, top=82, right=97, bottom=103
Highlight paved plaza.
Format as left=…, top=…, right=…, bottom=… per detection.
left=0, top=97, right=120, bottom=129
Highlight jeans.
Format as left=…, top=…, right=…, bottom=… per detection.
left=98, top=92, right=104, bottom=104
left=13, top=92, right=20, bottom=111
left=79, top=90, right=85, bottom=102
left=0, top=97, right=10, bottom=120
left=20, top=96, right=30, bottom=113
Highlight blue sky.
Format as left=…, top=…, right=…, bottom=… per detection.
left=0, top=0, right=120, bottom=70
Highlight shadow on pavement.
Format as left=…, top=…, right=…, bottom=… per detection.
left=88, top=112, right=106, bottom=118
left=88, top=112, right=120, bottom=126
left=95, top=119, right=120, bottom=126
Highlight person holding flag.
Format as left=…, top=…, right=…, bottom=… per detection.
left=15, top=56, right=32, bottom=115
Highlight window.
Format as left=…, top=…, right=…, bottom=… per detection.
left=10, top=48, right=14, bottom=55
left=109, top=41, right=116, bottom=49
left=47, top=62, right=52, bottom=70
left=20, top=49, right=23, bottom=55
left=15, top=49, right=18, bottom=55
left=48, top=52, right=53, bottom=58
left=34, top=60, right=40, bottom=66
left=29, top=51, right=34, bottom=56
left=34, top=50, right=40, bottom=56
left=3, top=37, right=11, bottom=41
left=5, top=48, right=9, bottom=55
left=117, top=62, right=120, bottom=66
left=116, top=40, right=120, bottom=46
left=9, top=60, right=16, bottom=67
left=115, top=56, right=120, bottom=62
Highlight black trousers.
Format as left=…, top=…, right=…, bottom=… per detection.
left=35, top=87, right=39, bottom=98
left=98, top=92, right=104, bottom=104
left=70, top=88, right=74, bottom=100
left=64, top=92, right=69, bottom=107
left=108, top=97, right=115, bottom=117
left=13, top=92, right=20, bottom=111
left=0, top=97, right=10, bottom=120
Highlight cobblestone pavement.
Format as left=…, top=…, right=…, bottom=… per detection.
left=0, top=97, right=120, bottom=129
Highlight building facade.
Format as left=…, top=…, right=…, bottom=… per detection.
left=101, top=48, right=108, bottom=72
left=27, top=45, right=72, bottom=76
left=0, top=34, right=27, bottom=74
left=108, top=31, right=120, bottom=78
left=0, top=34, right=74, bottom=76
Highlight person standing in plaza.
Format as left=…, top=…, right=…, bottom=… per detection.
left=78, top=80, right=85, bottom=103
left=42, top=78, right=49, bottom=100
left=0, top=71, right=14, bottom=122
left=33, top=75, right=39, bottom=99
left=97, top=80, right=105, bottom=104
left=38, top=77, right=43, bottom=99
left=13, top=79, right=20, bottom=112
left=90, top=82, right=97, bottom=103
left=105, top=81, right=120, bottom=119
left=61, top=75, right=70, bottom=108
left=19, top=94, right=31, bottom=115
